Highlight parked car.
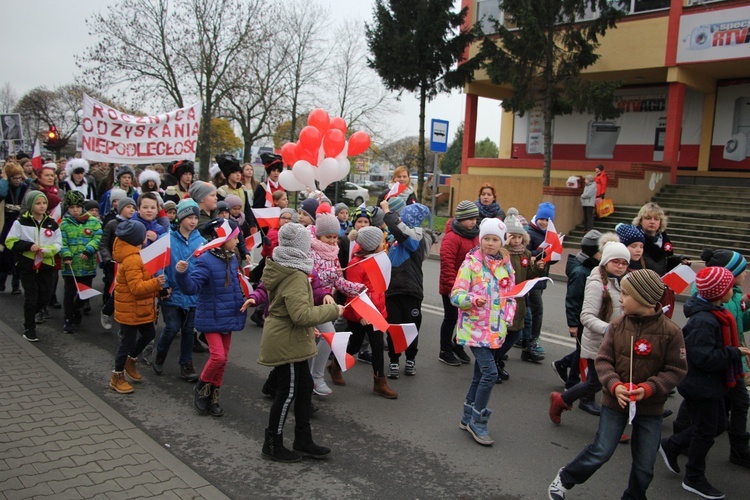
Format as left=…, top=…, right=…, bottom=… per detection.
left=299, top=181, right=370, bottom=207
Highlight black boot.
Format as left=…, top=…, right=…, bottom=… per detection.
left=209, top=386, right=223, bottom=417
left=194, top=380, right=211, bottom=414
left=578, top=397, right=602, bottom=416
left=292, top=428, right=331, bottom=459
left=192, top=336, right=206, bottom=353
left=262, top=429, right=301, bottom=463
left=729, top=433, right=750, bottom=468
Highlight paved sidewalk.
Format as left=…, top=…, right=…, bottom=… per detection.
left=0, top=319, right=228, bottom=500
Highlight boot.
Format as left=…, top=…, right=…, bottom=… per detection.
left=262, top=429, right=301, bottom=463
left=194, top=380, right=211, bottom=414
left=327, top=360, right=345, bottom=386
left=293, top=428, right=331, bottom=458
left=180, top=361, right=198, bottom=382
left=729, top=433, right=750, bottom=468
left=521, top=339, right=544, bottom=362
left=459, top=403, right=473, bottom=430
left=109, top=371, right=134, bottom=394
left=468, top=408, right=494, bottom=446
left=373, top=376, right=398, bottom=399
left=209, top=386, right=223, bottom=417
left=578, top=397, right=601, bottom=416
left=124, top=356, right=142, bottom=382
left=549, top=392, right=571, bottom=424
left=153, top=351, right=166, bottom=375
left=192, top=336, right=207, bottom=353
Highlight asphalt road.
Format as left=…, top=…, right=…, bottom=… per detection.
left=5, top=259, right=746, bottom=499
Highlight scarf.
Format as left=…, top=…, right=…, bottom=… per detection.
left=209, top=247, right=235, bottom=288
left=451, top=218, right=479, bottom=239
left=311, top=237, right=340, bottom=261
left=230, top=212, right=246, bottom=228
left=507, top=241, right=527, bottom=256
left=476, top=200, right=501, bottom=219
left=273, top=246, right=313, bottom=274
left=711, top=307, right=744, bottom=387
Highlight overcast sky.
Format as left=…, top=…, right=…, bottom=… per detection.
left=3, top=0, right=501, bottom=147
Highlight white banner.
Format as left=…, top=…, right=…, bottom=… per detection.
left=81, top=94, right=202, bottom=164
left=677, top=5, right=750, bottom=64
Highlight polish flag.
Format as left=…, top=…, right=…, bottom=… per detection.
left=32, top=139, right=43, bottom=170
left=384, top=182, right=407, bottom=200
left=140, top=234, right=171, bottom=275
left=321, top=332, right=356, bottom=372
left=245, top=231, right=262, bottom=249
left=661, top=264, right=696, bottom=294
left=252, top=207, right=281, bottom=229
left=348, top=291, right=389, bottom=332
left=236, top=268, right=254, bottom=298
left=388, top=323, right=419, bottom=354
left=350, top=252, right=390, bottom=293
left=32, top=251, right=44, bottom=270
left=50, top=204, right=62, bottom=224
left=538, top=220, right=564, bottom=263
left=265, top=182, right=276, bottom=207
left=75, top=280, right=102, bottom=300
left=109, top=262, right=119, bottom=294
left=503, top=277, right=553, bottom=298
left=193, top=220, right=236, bottom=257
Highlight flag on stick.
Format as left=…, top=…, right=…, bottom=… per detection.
left=502, top=277, right=553, bottom=298
left=192, top=220, right=235, bottom=258
left=245, top=232, right=262, bottom=249
left=50, top=204, right=62, bottom=225
left=661, top=264, right=696, bottom=294
left=347, top=291, right=389, bottom=332
left=32, top=139, right=43, bottom=170
left=387, top=323, right=419, bottom=354
left=109, top=262, right=119, bottom=294
left=537, top=220, right=564, bottom=263
left=236, top=268, right=254, bottom=298
left=75, top=279, right=102, bottom=300
left=383, top=182, right=407, bottom=200
left=252, top=207, right=281, bottom=229
left=141, top=234, right=171, bottom=275
left=321, top=332, right=356, bottom=372
left=348, top=252, right=390, bottom=293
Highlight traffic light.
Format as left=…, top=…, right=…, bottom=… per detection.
left=47, top=125, right=58, bottom=140
left=44, top=124, right=66, bottom=153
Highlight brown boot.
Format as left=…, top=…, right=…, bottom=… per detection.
left=549, top=392, right=571, bottom=425
left=109, top=371, right=134, bottom=394
left=124, top=356, right=142, bottom=382
left=327, top=361, right=345, bottom=386
left=373, top=375, right=398, bottom=399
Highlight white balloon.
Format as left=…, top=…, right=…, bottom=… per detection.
left=278, top=169, right=306, bottom=192
left=337, top=156, right=351, bottom=180
left=336, top=141, right=349, bottom=161
left=292, top=160, right=317, bottom=190
left=317, top=157, right=341, bottom=191
left=317, top=144, right=325, bottom=167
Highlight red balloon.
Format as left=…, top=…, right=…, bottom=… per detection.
left=298, top=126, right=322, bottom=153
left=347, top=131, right=371, bottom=156
left=295, top=142, right=318, bottom=166
left=308, top=108, right=330, bottom=135
left=322, top=129, right=346, bottom=158
left=329, top=117, right=347, bottom=135
left=281, top=142, right=297, bottom=166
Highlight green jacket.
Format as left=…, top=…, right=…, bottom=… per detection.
left=60, top=212, right=102, bottom=277
left=258, top=260, right=340, bottom=367
left=725, top=285, right=750, bottom=372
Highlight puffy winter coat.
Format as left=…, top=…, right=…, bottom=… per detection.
left=507, top=249, right=542, bottom=331
left=565, top=252, right=600, bottom=329
left=5, top=212, right=61, bottom=271
left=343, top=253, right=387, bottom=324
left=451, top=247, right=516, bottom=349
left=580, top=267, right=623, bottom=360
left=112, top=238, right=161, bottom=325
left=526, top=221, right=551, bottom=289
left=639, top=229, right=684, bottom=277
left=60, top=212, right=102, bottom=277
left=100, top=216, right=125, bottom=263
left=725, top=286, right=750, bottom=373
left=257, top=260, right=340, bottom=366
left=130, top=213, right=166, bottom=246
left=439, top=219, right=478, bottom=296
left=309, top=239, right=362, bottom=298
left=161, top=228, right=206, bottom=310
left=176, top=250, right=247, bottom=333
left=580, top=182, right=596, bottom=207
left=384, top=212, right=436, bottom=300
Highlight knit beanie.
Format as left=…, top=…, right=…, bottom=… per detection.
left=300, top=198, right=319, bottom=221
left=351, top=206, right=371, bottom=223
left=280, top=207, right=299, bottom=223
left=163, top=200, right=177, bottom=212
left=224, top=194, right=243, bottom=210
left=504, top=207, right=526, bottom=235
left=115, top=219, right=147, bottom=247
left=695, top=266, right=735, bottom=301
left=110, top=188, right=127, bottom=206
left=536, top=202, right=556, bottom=221
left=600, top=241, right=631, bottom=267
left=388, top=196, right=406, bottom=214
left=115, top=165, right=135, bottom=181
left=620, top=269, right=664, bottom=307
left=22, top=190, right=47, bottom=214
left=83, top=200, right=99, bottom=213
left=479, top=218, right=507, bottom=242
left=455, top=200, right=479, bottom=221
left=701, top=248, right=747, bottom=277
left=400, top=203, right=430, bottom=228
left=278, top=222, right=311, bottom=255
left=615, top=223, right=645, bottom=247
left=63, top=190, right=85, bottom=211
left=334, top=203, right=349, bottom=216
left=189, top=181, right=216, bottom=204
left=176, top=199, right=200, bottom=222
left=315, top=213, right=340, bottom=237
left=369, top=206, right=385, bottom=228
left=36, top=162, right=57, bottom=176
left=356, top=227, right=384, bottom=252
left=217, top=201, right=230, bottom=213
left=580, top=229, right=602, bottom=257
left=118, top=197, right=136, bottom=213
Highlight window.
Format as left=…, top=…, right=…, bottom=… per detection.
left=476, top=0, right=503, bottom=34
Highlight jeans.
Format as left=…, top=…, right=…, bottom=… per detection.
left=562, top=358, right=601, bottom=406
left=494, top=329, right=522, bottom=369
left=666, top=396, right=726, bottom=482
left=114, top=322, right=156, bottom=371
left=561, top=406, right=663, bottom=499
left=521, top=304, right=533, bottom=343
left=439, top=294, right=458, bottom=352
left=63, top=275, right=93, bottom=322
left=201, top=332, right=232, bottom=386
left=528, top=288, right=544, bottom=341
left=466, top=347, right=498, bottom=412
left=268, top=361, right=313, bottom=436
left=558, top=328, right=582, bottom=388
left=387, top=294, right=422, bottom=362
left=19, top=267, right=55, bottom=332
left=156, top=304, right=195, bottom=366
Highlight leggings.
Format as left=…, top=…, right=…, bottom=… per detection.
left=268, top=361, right=313, bottom=436
left=201, top=332, right=232, bottom=386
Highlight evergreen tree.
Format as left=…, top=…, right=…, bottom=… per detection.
left=441, top=122, right=463, bottom=175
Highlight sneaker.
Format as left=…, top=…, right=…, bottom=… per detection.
left=438, top=350, right=461, bottom=366
left=453, top=345, right=471, bottom=364
left=180, top=361, right=198, bottom=382
left=531, top=339, right=545, bottom=355
left=153, top=352, right=166, bottom=375
left=100, top=313, right=113, bottom=330
left=357, top=351, right=372, bottom=364
left=63, top=320, right=75, bottom=334
left=23, top=330, right=39, bottom=342
left=551, top=360, right=567, bottom=384
left=141, top=342, right=154, bottom=365
left=35, top=311, right=45, bottom=324
left=388, top=363, right=400, bottom=379
left=42, top=307, right=51, bottom=319
left=313, top=378, right=332, bottom=396
left=521, top=348, right=544, bottom=363
left=11, top=287, right=22, bottom=295
left=659, top=438, right=680, bottom=474
left=548, top=468, right=569, bottom=500
left=682, top=477, right=725, bottom=499
left=404, top=360, right=416, bottom=376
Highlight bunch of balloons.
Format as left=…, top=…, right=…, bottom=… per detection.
left=278, top=108, right=371, bottom=191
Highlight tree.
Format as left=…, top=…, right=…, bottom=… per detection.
left=209, top=118, right=242, bottom=158
left=0, top=83, right=17, bottom=114
left=373, top=136, right=437, bottom=173
left=477, top=0, right=622, bottom=186
left=441, top=122, right=463, bottom=174
left=475, top=137, right=499, bottom=158
left=366, top=0, right=480, bottom=200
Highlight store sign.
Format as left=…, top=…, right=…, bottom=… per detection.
left=677, top=5, right=750, bottom=64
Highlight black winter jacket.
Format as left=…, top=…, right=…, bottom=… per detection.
left=565, top=252, right=599, bottom=329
